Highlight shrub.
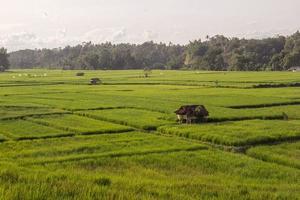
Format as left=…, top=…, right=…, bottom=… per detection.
left=94, top=177, right=111, bottom=186
left=0, top=170, right=19, bottom=184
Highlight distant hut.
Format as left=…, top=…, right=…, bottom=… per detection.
left=0, top=66, right=5, bottom=72
left=76, top=72, right=85, bottom=76
left=90, top=78, right=101, bottom=85
left=288, top=66, right=300, bottom=72
left=282, top=112, right=289, bottom=120
left=175, top=105, right=209, bottom=124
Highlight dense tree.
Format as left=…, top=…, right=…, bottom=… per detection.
left=0, top=48, right=9, bottom=71
left=7, top=32, right=300, bottom=71
left=281, top=32, right=300, bottom=69
left=98, top=48, right=112, bottom=69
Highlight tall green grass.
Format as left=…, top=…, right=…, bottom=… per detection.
left=0, top=132, right=206, bottom=165
left=158, top=120, right=300, bottom=146
left=78, top=108, right=173, bottom=130
left=0, top=120, right=72, bottom=140
left=246, top=141, right=300, bottom=169
left=0, top=106, right=67, bottom=120
left=0, top=149, right=299, bottom=200
left=27, top=114, right=134, bottom=135
left=0, top=70, right=300, bottom=199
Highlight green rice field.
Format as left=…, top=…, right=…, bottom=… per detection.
left=0, top=69, right=299, bottom=199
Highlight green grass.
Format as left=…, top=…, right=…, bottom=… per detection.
left=207, top=105, right=300, bottom=121
left=158, top=120, right=300, bottom=146
left=0, top=149, right=299, bottom=200
left=0, top=106, right=67, bottom=120
left=1, top=70, right=299, bottom=87
left=0, top=120, right=72, bottom=140
left=246, top=141, right=300, bottom=169
left=28, top=114, right=134, bottom=135
left=0, top=132, right=206, bottom=165
left=78, top=108, right=173, bottom=130
left=0, top=70, right=300, bottom=199
left=0, top=134, right=7, bottom=142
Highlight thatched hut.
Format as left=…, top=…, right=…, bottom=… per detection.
left=175, top=105, right=209, bottom=124
left=90, top=78, right=101, bottom=85
left=0, top=66, right=5, bottom=72
left=288, top=66, right=300, bottom=72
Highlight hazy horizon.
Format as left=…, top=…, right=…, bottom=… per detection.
left=1, top=0, right=300, bottom=52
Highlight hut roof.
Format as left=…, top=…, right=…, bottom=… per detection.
left=175, top=105, right=209, bottom=117
left=76, top=72, right=85, bottom=76
left=289, top=66, right=300, bottom=71
left=90, top=78, right=101, bottom=85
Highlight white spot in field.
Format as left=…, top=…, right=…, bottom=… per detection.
left=44, top=73, right=47, bottom=76
left=12, top=76, right=15, bottom=78
left=18, top=74, right=22, bottom=77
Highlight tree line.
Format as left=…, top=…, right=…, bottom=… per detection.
left=3, top=31, right=300, bottom=71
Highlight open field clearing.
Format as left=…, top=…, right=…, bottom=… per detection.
left=78, top=108, right=173, bottom=130
left=0, top=70, right=299, bottom=199
left=0, top=132, right=206, bottom=165
left=207, top=105, right=300, bottom=122
left=1, top=70, right=300, bottom=87
left=0, top=148, right=299, bottom=199
left=28, top=114, right=134, bottom=135
left=2, top=86, right=299, bottom=114
left=247, top=141, right=300, bottom=169
left=0, top=120, right=72, bottom=140
left=158, top=120, right=300, bottom=146
left=0, top=106, right=67, bottom=120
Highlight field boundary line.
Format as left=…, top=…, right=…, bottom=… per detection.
left=14, top=133, right=76, bottom=141
left=24, top=146, right=207, bottom=166
left=157, top=128, right=300, bottom=152
left=25, top=116, right=135, bottom=135
left=0, top=111, right=71, bottom=121
left=74, top=112, right=146, bottom=130
left=0, top=82, right=65, bottom=88
left=226, top=101, right=300, bottom=109
left=71, top=106, right=169, bottom=114
left=245, top=151, right=300, bottom=171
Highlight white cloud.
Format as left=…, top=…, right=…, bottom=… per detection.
left=0, top=27, right=129, bottom=51
left=111, top=28, right=127, bottom=42
left=83, top=27, right=127, bottom=43
left=83, top=28, right=106, bottom=42
left=0, top=32, right=41, bottom=51
left=143, top=30, right=158, bottom=41
left=0, top=31, right=79, bottom=51
left=56, top=28, right=67, bottom=38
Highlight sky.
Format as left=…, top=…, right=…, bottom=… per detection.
left=1, top=0, right=300, bottom=52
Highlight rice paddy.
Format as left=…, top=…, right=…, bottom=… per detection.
left=158, top=120, right=300, bottom=146
left=246, top=141, right=300, bottom=169
left=0, top=120, right=71, bottom=140
left=28, top=114, right=134, bottom=135
left=0, top=69, right=299, bottom=199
